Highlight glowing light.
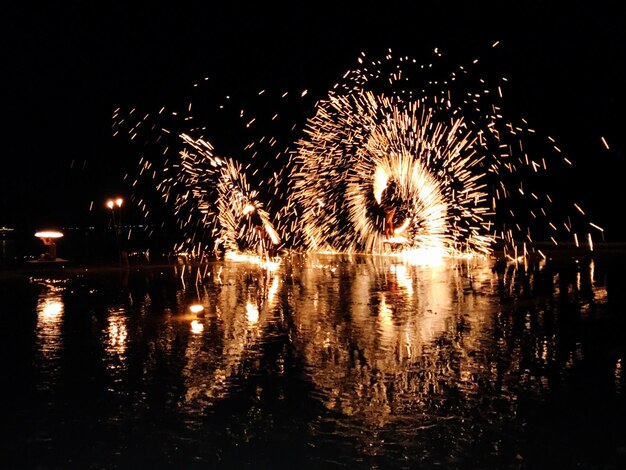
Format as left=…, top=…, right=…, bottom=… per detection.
left=390, top=263, right=413, bottom=295
left=397, top=247, right=445, bottom=267
left=189, top=304, right=204, bottom=314
left=393, top=218, right=412, bottom=235
left=267, top=275, right=280, bottom=302
left=601, top=136, right=610, bottom=150
left=246, top=302, right=259, bottom=324
left=36, top=287, right=65, bottom=363
left=190, top=320, right=204, bottom=334
left=378, top=295, right=394, bottom=329
left=260, top=258, right=281, bottom=272
left=373, top=167, right=389, bottom=204
left=108, top=319, right=127, bottom=351
left=105, top=308, right=128, bottom=357
left=106, top=198, right=123, bottom=211
left=41, top=299, right=63, bottom=319
left=35, top=231, right=63, bottom=239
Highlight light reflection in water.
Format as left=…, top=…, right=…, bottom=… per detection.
left=18, top=252, right=619, bottom=466
left=281, top=254, right=604, bottom=430
left=190, top=319, right=204, bottom=334
left=179, top=264, right=281, bottom=414
left=246, top=302, right=259, bottom=324
left=14, top=252, right=622, bottom=469
left=34, top=279, right=67, bottom=386
left=105, top=307, right=128, bottom=359
left=287, top=254, right=498, bottom=424
left=30, top=255, right=604, bottom=424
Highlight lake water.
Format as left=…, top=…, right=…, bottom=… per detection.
left=2, top=251, right=625, bottom=469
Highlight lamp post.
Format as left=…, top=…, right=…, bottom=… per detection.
left=106, top=199, right=117, bottom=228
left=115, top=198, right=123, bottom=228
left=106, top=197, right=125, bottom=264
left=35, top=230, right=63, bottom=261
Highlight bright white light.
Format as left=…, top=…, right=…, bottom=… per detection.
left=397, top=247, right=445, bottom=266
left=373, top=167, right=389, bottom=204
left=42, top=300, right=63, bottom=318
left=264, top=222, right=280, bottom=245
left=35, top=231, right=63, bottom=239
left=189, top=304, right=204, bottom=314
left=190, top=320, right=204, bottom=334
left=393, top=218, right=411, bottom=235
left=246, top=302, right=259, bottom=323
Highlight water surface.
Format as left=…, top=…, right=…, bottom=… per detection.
left=2, top=252, right=625, bottom=469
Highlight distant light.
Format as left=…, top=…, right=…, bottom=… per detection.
left=42, top=300, right=63, bottom=319
left=35, top=231, right=63, bottom=239
left=106, top=198, right=124, bottom=209
left=190, top=320, right=204, bottom=334
left=246, top=302, right=259, bottom=324
left=189, top=304, right=204, bottom=314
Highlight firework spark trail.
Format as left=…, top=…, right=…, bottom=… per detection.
left=185, top=134, right=280, bottom=253
left=158, top=132, right=281, bottom=256
left=111, top=85, right=293, bottom=259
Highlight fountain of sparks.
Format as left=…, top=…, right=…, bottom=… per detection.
left=286, top=90, right=492, bottom=258
left=113, top=45, right=603, bottom=265
left=176, top=134, right=280, bottom=261
left=113, top=98, right=288, bottom=267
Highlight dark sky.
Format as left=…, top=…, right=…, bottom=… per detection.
left=2, top=1, right=626, bottom=239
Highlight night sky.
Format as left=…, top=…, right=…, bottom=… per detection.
left=3, top=1, right=626, bottom=240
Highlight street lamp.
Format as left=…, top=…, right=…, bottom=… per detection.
left=106, top=197, right=125, bottom=264
left=106, top=199, right=117, bottom=228
left=35, top=230, right=63, bottom=261
left=115, top=198, right=123, bottom=228
left=106, top=197, right=124, bottom=228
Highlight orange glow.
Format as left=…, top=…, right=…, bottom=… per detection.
left=106, top=198, right=123, bottom=209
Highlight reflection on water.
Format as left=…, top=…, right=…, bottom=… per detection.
left=5, top=253, right=626, bottom=468
left=178, top=264, right=282, bottom=416
left=105, top=307, right=128, bottom=359
left=288, top=255, right=500, bottom=427
left=34, top=278, right=67, bottom=390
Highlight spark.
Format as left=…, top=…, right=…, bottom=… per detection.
left=601, top=136, right=610, bottom=150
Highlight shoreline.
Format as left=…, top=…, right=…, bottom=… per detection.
left=2, top=242, right=625, bottom=278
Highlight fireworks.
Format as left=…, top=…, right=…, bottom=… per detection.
left=113, top=45, right=602, bottom=262
left=287, top=89, right=494, bottom=255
